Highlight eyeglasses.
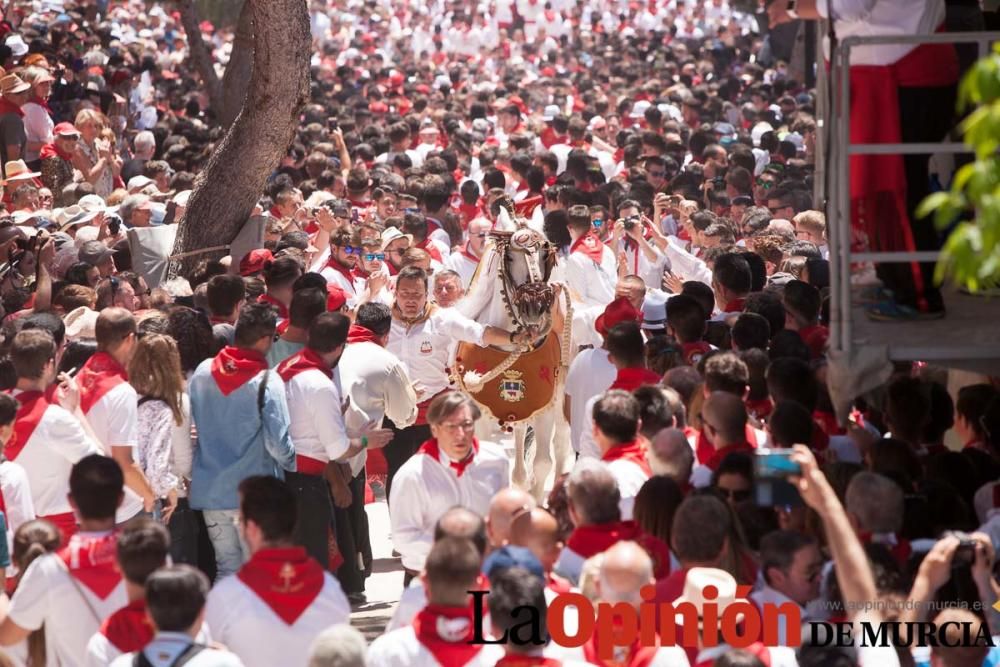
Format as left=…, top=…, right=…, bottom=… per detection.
left=339, top=246, right=361, bottom=255
left=364, top=252, right=385, bottom=261
left=718, top=487, right=752, bottom=502
left=756, top=179, right=775, bottom=189
left=768, top=205, right=789, bottom=214
left=440, top=420, right=476, bottom=432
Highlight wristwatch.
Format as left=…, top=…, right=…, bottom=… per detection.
left=786, top=0, right=799, bottom=19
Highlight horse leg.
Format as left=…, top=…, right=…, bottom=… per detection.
left=551, top=392, right=574, bottom=476
left=528, top=410, right=555, bottom=502
left=511, top=422, right=530, bottom=491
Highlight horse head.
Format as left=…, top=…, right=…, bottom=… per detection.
left=492, top=225, right=557, bottom=337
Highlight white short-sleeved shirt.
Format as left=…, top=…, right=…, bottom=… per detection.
left=319, top=263, right=360, bottom=308
left=109, top=633, right=244, bottom=667
left=605, top=457, right=651, bottom=521
left=445, top=250, right=481, bottom=289
left=204, top=572, right=349, bottom=667
left=0, top=460, right=35, bottom=573
left=564, top=246, right=617, bottom=308
left=564, top=348, right=615, bottom=452
left=9, top=393, right=100, bottom=517
left=388, top=307, right=486, bottom=398
left=284, top=368, right=349, bottom=464
left=8, top=543, right=127, bottom=667
left=368, top=626, right=505, bottom=667
left=87, top=621, right=213, bottom=667
left=85, top=382, right=144, bottom=522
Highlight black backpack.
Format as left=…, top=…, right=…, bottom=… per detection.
left=133, top=643, right=205, bottom=667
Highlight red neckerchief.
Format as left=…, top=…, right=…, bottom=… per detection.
left=681, top=341, right=711, bottom=366
left=210, top=346, right=269, bottom=396
left=566, top=521, right=670, bottom=579
left=416, top=238, right=443, bottom=262
left=601, top=439, right=652, bottom=476
left=497, top=655, right=563, bottom=667
left=58, top=532, right=122, bottom=599
left=418, top=437, right=480, bottom=477
left=705, top=440, right=756, bottom=471
left=0, top=97, right=24, bottom=118
left=269, top=205, right=284, bottom=219
left=78, top=352, right=128, bottom=414
left=209, top=315, right=234, bottom=326
left=695, top=424, right=758, bottom=464
left=609, top=367, right=661, bottom=392
left=745, top=397, right=774, bottom=422
left=412, top=604, right=483, bottom=666
left=799, top=324, right=829, bottom=359
left=583, top=624, right=660, bottom=667
left=40, top=142, right=74, bottom=161
left=858, top=532, right=912, bottom=570
left=426, top=216, right=444, bottom=232
left=458, top=243, right=480, bottom=263
left=812, top=410, right=846, bottom=436
left=351, top=266, right=369, bottom=280
left=570, top=231, right=605, bottom=263
left=100, top=599, right=153, bottom=652
left=31, top=96, right=53, bottom=115
left=347, top=324, right=383, bottom=346
left=237, top=547, right=325, bottom=625
left=276, top=347, right=332, bottom=382
left=723, top=297, right=746, bottom=313
left=8, top=389, right=49, bottom=460
left=514, top=195, right=544, bottom=218
left=258, top=293, right=289, bottom=320
left=325, top=254, right=356, bottom=283
left=459, top=202, right=483, bottom=225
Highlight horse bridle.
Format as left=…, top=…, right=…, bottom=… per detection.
left=492, top=227, right=557, bottom=333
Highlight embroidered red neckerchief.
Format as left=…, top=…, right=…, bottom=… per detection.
left=695, top=425, right=758, bottom=464
left=609, top=367, right=661, bottom=392
left=58, top=532, right=122, bottom=599
left=8, top=389, right=49, bottom=460
left=210, top=346, right=269, bottom=396
left=601, top=439, right=652, bottom=477
left=583, top=624, right=660, bottom=667
left=681, top=341, right=712, bottom=366
left=413, top=604, right=483, bottom=667
left=100, top=599, right=153, bottom=652
left=705, top=440, right=756, bottom=471
left=276, top=347, right=332, bottom=382
left=347, top=324, right=383, bottom=346
left=258, top=293, right=289, bottom=320
left=566, top=521, right=670, bottom=579
left=418, top=437, right=480, bottom=477
left=78, top=352, right=128, bottom=414
left=514, top=195, right=543, bottom=218
left=416, top=238, right=443, bottom=262
left=570, top=231, right=605, bottom=263
left=723, top=297, right=746, bottom=313
left=237, top=547, right=325, bottom=625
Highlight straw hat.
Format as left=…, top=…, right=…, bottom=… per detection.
left=2, top=160, right=41, bottom=184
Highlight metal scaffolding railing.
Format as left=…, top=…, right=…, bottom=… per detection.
left=826, top=31, right=1000, bottom=359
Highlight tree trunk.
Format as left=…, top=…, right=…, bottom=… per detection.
left=218, top=0, right=254, bottom=128
left=177, top=0, right=223, bottom=116
left=170, top=0, right=310, bottom=277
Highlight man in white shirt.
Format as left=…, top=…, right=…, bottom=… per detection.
left=610, top=199, right=670, bottom=290
left=750, top=530, right=823, bottom=646
left=338, top=302, right=419, bottom=600
left=111, top=565, right=244, bottom=667
left=385, top=266, right=528, bottom=503
left=205, top=476, right=350, bottom=667
left=0, top=455, right=128, bottom=667
left=319, top=228, right=361, bottom=308
left=445, top=217, right=491, bottom=289
left=8, top=329, right=100, bottom=543
left=591, top=390, right=653, bottom=521
left=390, top=392, right=509, bottom=584
left=76, top=307, right=155, bottom=524
left=563, top=204, right=617, bottom=307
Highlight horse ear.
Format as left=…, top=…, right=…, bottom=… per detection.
left=495, top=206, right=516, bottom=233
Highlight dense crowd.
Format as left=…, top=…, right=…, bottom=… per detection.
left=0, top=0, right=992, bottom=666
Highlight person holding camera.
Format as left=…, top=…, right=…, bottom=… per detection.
left=610, top=199, right=669, bottom=290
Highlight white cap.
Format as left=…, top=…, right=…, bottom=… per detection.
left=542, top=104, right=561, bottom=121
left=629, top=100, right=651, bottom=119
left=751, top=121, right=774, bottom=147
left=5, top=34, right=28, bottom=57
left=127, top=175, right=156, bottom=192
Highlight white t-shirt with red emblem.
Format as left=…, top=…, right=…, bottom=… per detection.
left=388, top=307, right=486, bottom=399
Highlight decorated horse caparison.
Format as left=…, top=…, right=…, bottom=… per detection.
left=453, top=204, right=573, bottom=500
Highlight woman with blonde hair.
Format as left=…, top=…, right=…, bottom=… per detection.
left=72, top=109, right=120, bottom=197
left=20, top=66, right=54, bottom=168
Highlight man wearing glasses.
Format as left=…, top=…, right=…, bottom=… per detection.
left=388, top=391, right=509, bottom=586
left=320, top=228, right=361, bottom=308
left=444, top=217, right=491, bottom=289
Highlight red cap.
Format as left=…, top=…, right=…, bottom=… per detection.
left=53, top=122, right=80, bottom=137
left=326, top=285, right=347, bottom=312
left=508, top=95, right=528, bottom=115
left=415, top=83, right=430, bottom=95
left=389, top=71, right=405, bottom=87
left=239, top=248, right=273, bottom=277
left=369, top=101, right=389, bottom=114
left=541, top=66, right=556, bottom=78
left=595, top=296, right=641, bottom=337
left=199, top=20, right=215, bottom=33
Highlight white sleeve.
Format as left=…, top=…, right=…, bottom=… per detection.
left=104, top=386, right=139, bottom=448
left=46, top=406, right=102, bottom=462
left=663, top=238, right=713, bottom=286
left=204, top=583, right=236, bottom=646
left=389, top=466, right=433, bottom=569
left=7, top=556, right=53, bottom=631
left=435, top=308, right=487, bottom=347
left=86, top=632, right=118, bottom=667
left=1, top=462, right=35, bottom=536
left=309, top=379, right=350, bottom=461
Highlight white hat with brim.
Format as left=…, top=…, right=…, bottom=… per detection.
left=380, top=226, right=413, bottom=252
left=673, top=567, right=746, bottom=626
left=64, top=306, right=99, bottom=341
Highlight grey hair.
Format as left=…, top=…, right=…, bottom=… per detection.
left=845, top=471, right=904, bottom=534
left=134, top=131, right=156, bottom=155
left=426, top=391, right=482, bottom=425
left=307, top=625, right=367, bottom=667
left=118, top=194, right=149, bottom=223
left=567, top=458, right=620, bottom=525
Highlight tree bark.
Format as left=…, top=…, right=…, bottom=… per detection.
left=219, top=0, right=254, bottom=128
left=177, top=0, right=223, bottom=117
left=170, top=0, right=311, bottom=277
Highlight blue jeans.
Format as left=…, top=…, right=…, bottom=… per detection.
left=203, top=509, right=248, bottom=580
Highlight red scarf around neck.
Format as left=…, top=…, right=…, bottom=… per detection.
left=458, top=243, right=480, bottom=263
left=705, top=440, right=756, bottom=472
left=695, top=424, right=758, bottom=464
left=609, top=367, right=661, bottom=392
left=276, top=348, right=332, bottom=383
left=601, top=439, right=652, bottom=476
left=418, top=437, right=479, bottom=477
left=100, top=599, right=154, bottom=652
left=416, top=238, right=443, bottom=262
left=570, top=231, right=606, bottom=263
left=497, top=655, right=563, bottom=667
left=347, top=324, right=383, bottom=346
left=210, top=346, right=269, bottom=396
left=325, top=255, right=356, bottom=283
left=583, top=629, right=660, bottom=667
left=681, top=341, right=712, bottom=366
left=8, top=389, right=50, bottom=460
left=58, top=532, right=122, bottom=599
left=78, top=352, right=128, bottom=414
left=413, top=604, right=483, bottom=667
left=0, top=98, right=24, bottom=118
left=566, top=521, right=670, bottom=579
left=237, top=547, right=325, bottom=625
left=723, top=297, right=747, bottom=313
left=258, top=293, right=289, bottom=320
left=745, top=397, right=774, bottom=422
left=40, top=142, right=74, bottom=161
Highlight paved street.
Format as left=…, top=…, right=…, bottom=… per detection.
left=350, top=498, right=401, bottom=642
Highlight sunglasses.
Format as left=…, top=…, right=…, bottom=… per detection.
left=718, top=487, right=752, bottom=502
left=339, top=246, right=362, bottom=255
left=364, top=253, right=385, bottom=261
left=756, top=179, right=775, bottom=189
left=768, top=205, right=789, bottom=214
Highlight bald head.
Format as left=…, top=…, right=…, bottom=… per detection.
left=509, top=508, right=563, bottom=572
left=648, top=427, right=694, bottom=482
left=598, top=541, right=654, bottom=607
left=435, top=506, right=488, bottom=556
left=469, top=217, right=492, bottom=235
left=487, top=488, right=536, bottom=548
left=702, top=391, right=747, bottom=447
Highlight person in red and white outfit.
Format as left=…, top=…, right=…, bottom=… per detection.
left=0, top=455, right=128, bottom=665
left=389, top=392, right=510, bottom=585
left=563, top=204, right=617, bottom=308
left=690, top=392, right=756, bottom=488
left=368, top=535, right=503, bottom=667
left=385, top=267, right=527, bottom=504
left=609, top=199, right=669, bottom=290
left=8, top=329, right=100, bottom=543
left=259, top=255, right=303, bottom=330
left=320, top=228, right=361, bottom=309
left=591, top=390, right=653, bottom=522
left=445, top=217, right=491, bottom=289
left=205, top=476, right=350, bottom=667
left=0, top=394, right=35, bottom=562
